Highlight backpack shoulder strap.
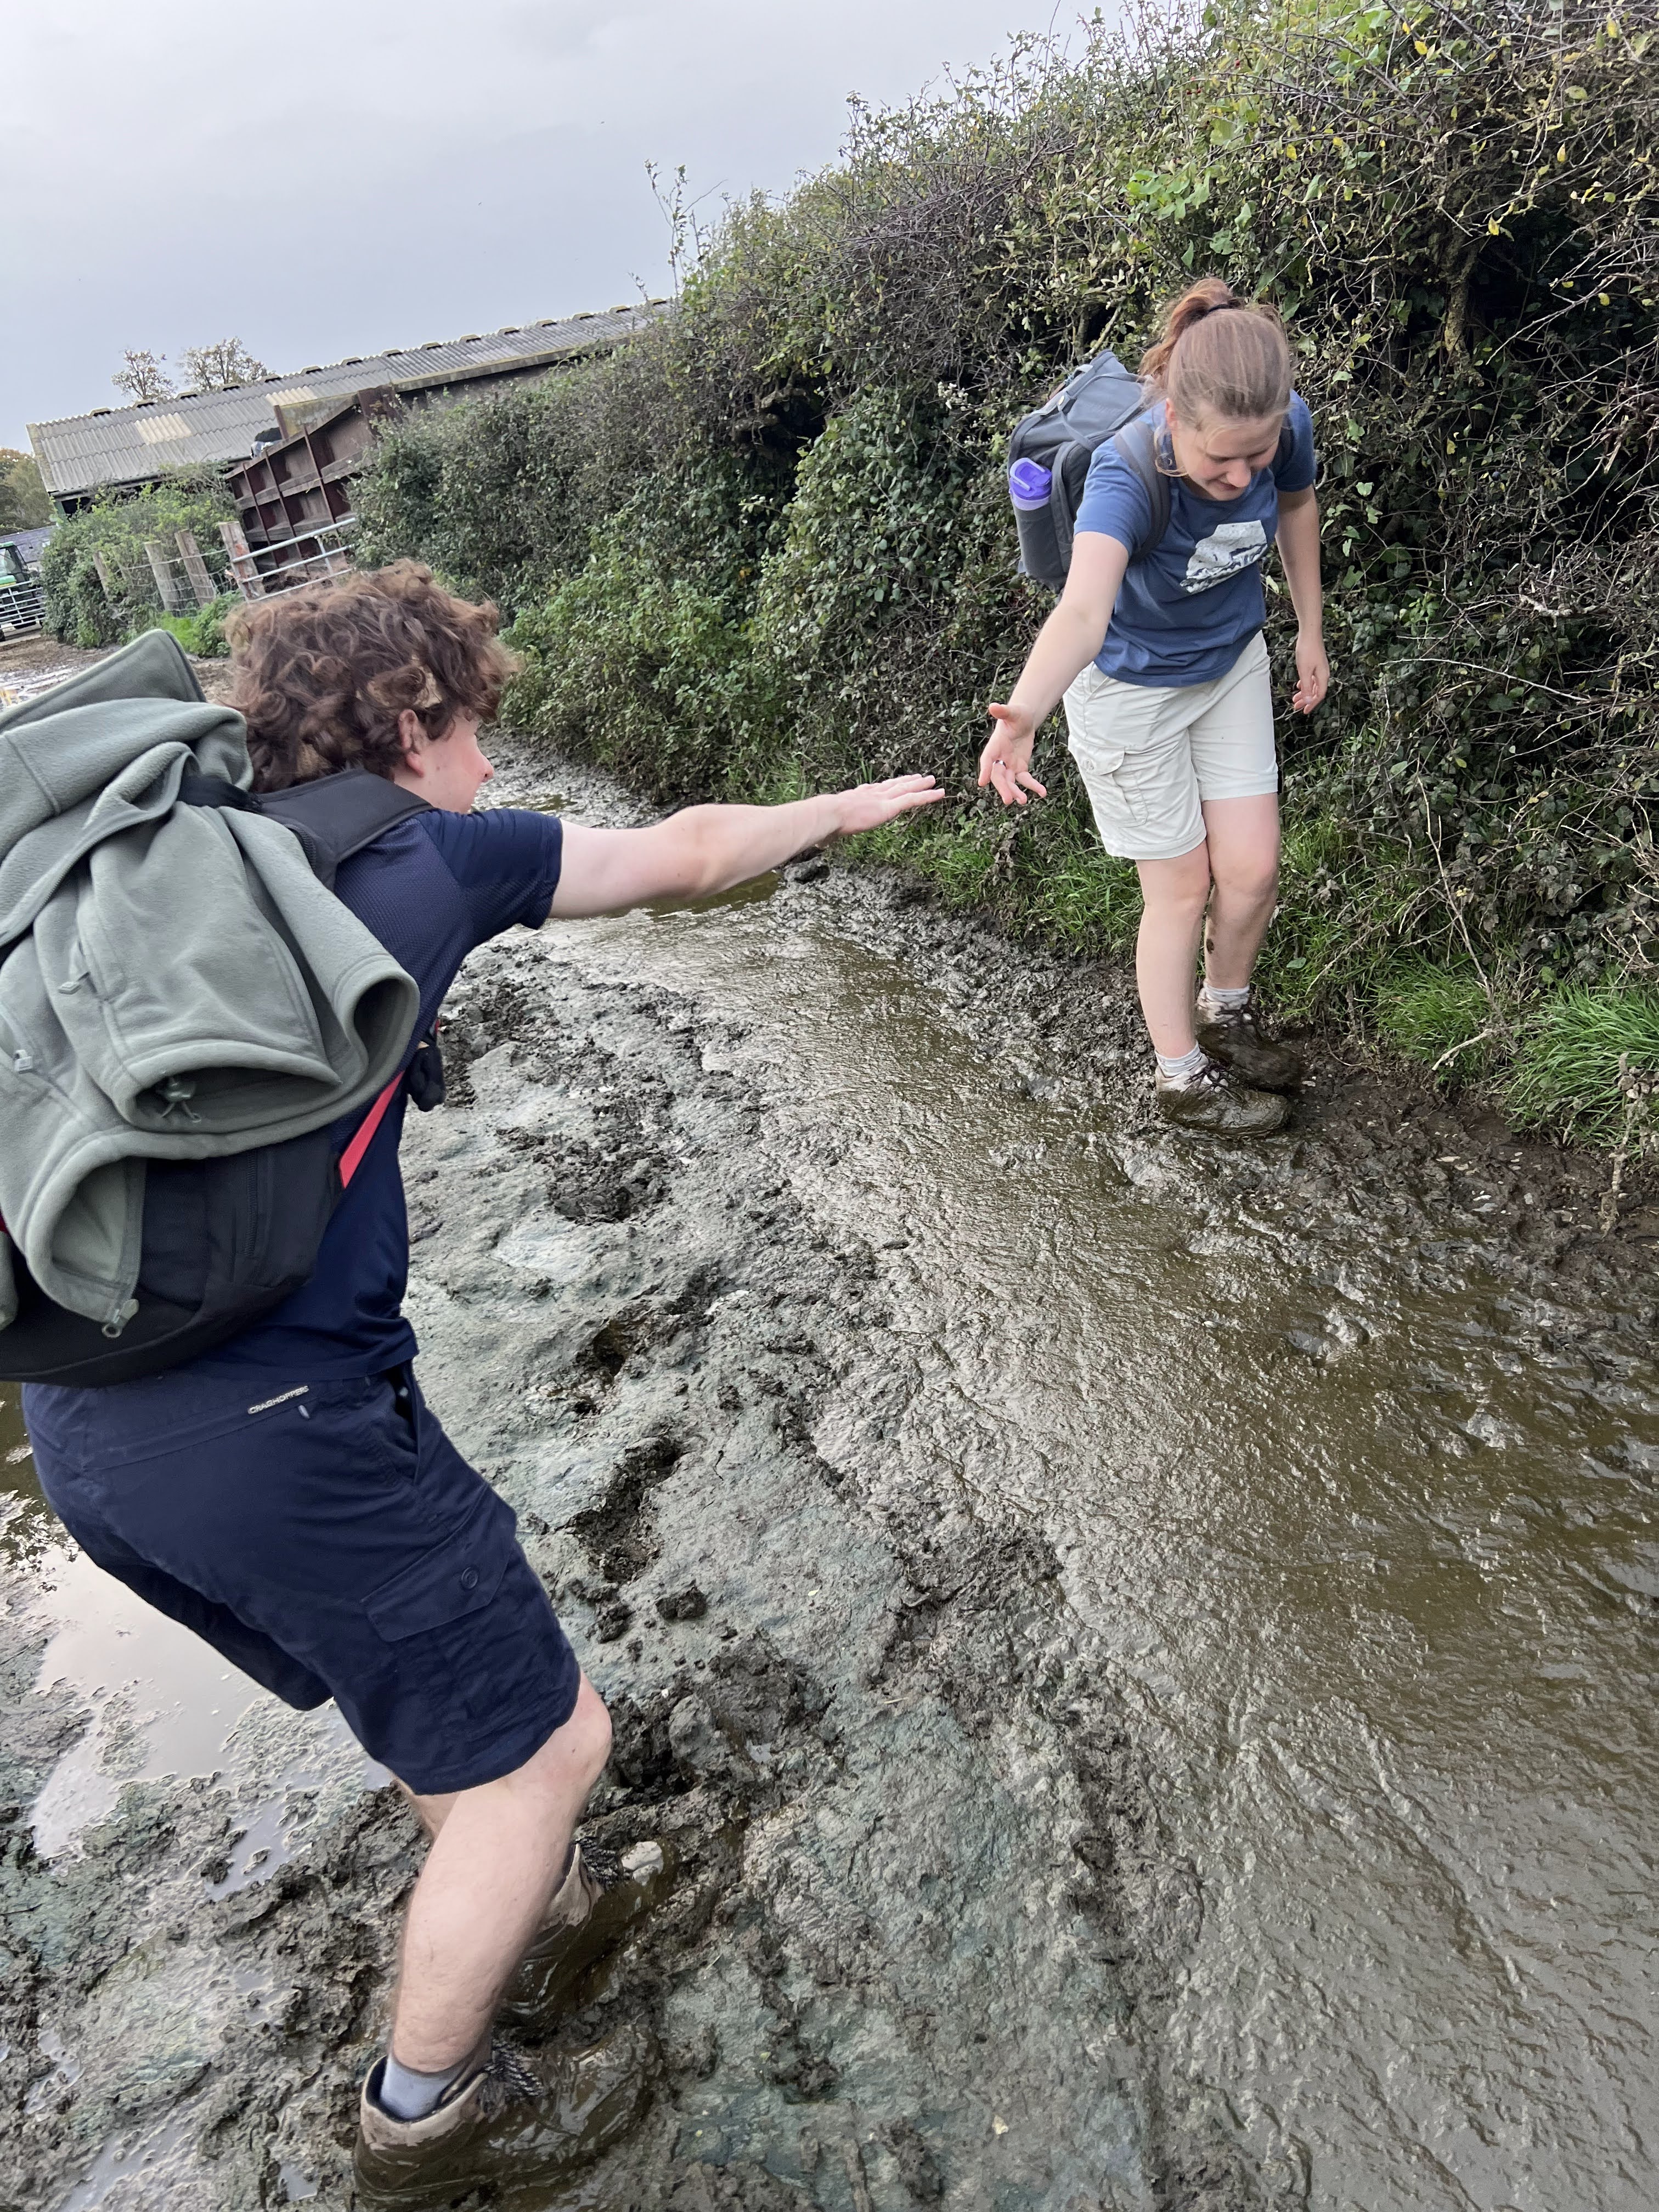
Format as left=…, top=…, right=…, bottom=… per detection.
left=1110, top=417, right=1172, bottom=559
left=1047, top=441, right=1090, bottom=580
left=255, top=769, right=432, bottom=889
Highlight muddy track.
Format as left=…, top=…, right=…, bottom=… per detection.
left=0, top=871, right=1221, bottom=2212
left=1, top=742, right=1653, bottom=2212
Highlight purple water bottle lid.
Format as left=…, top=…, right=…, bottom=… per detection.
left=1009, top=458, right=1053, bottom=512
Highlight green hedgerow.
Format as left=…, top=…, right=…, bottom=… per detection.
left=147, top=592, right=239, bottom=659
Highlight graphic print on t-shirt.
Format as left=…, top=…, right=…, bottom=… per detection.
left=1183, top=518, right=1268, bottom=595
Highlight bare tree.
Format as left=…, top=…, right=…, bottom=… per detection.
left=112, top=349, right=176, bottom=403
left=179, top=338, right=269, bottom=392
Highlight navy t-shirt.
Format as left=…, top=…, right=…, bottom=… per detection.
left=187, top=805, right=563, bottom=1381
left=1074, top=393, right=1317, bottom=686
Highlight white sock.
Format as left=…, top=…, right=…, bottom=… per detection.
left=1155, top=1043, right=1208, bottom=1083
left=377, top=2049, right=470, bottom=2122
left=1198, top=983, right=1250, bottom=1015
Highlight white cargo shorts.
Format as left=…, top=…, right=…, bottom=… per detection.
left=1063, top=632, right=1277, bottom=861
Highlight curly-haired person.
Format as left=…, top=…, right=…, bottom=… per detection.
left=21, top=562, right=943, bottom=2208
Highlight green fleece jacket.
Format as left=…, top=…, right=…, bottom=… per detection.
left=0, top=632, right=417, bottom=1332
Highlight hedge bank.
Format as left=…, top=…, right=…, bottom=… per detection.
left=356, top=0, right=1659, bottom=1140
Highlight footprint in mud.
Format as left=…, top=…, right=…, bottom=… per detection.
left=579, top=1303, right=674, bottom=1389
left=568, top=1431, right=685, bottom=1585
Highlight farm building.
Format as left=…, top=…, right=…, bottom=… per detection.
left=27, top=306, right=661, bottom=513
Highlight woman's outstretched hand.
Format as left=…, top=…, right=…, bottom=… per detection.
left=979, top=703, right=1049, bottom=807
left=830, top=773, right=947, bottom=837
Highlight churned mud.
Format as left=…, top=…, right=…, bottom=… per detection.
left=0, top=636, right=234, bottom=709
left=2, top=738, right=1655, bottom=2212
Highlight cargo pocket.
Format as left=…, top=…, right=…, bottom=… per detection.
left=1068, top=737, right=1126, bottom=784
left=362, top=1491, right=554, bottom=1735
left=1069, top=738, right=1157, bottom=831
left=364, top=1496, right=512, bottom=1645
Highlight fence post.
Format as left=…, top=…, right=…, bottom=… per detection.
left=219, top=520, right=262, bottom=600
left=91, top=550, right=118, bottom=600
left=144, top=540, right=186, bottom=614
left=176, top=530, right=217, bottom=608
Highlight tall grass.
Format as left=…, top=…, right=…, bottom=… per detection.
left=1508, top=986, right=1659, bottom=1141
left=1376, top=962, right=1497, bottom=1079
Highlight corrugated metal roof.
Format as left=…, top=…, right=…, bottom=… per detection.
left=29, top=306, right=662, bottom=501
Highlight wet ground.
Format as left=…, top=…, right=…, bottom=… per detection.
left=0, top=633, right=232, bottom=708
left=1, top=740, right=1655, bottom=2212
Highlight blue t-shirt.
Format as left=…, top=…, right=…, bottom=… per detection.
left=187, top=805, right=564, bottom=1381
left=1073, top=393, right=1316, bottom=687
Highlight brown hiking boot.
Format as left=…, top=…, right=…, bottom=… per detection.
left=1155, top=1055, right=1289, bottom=1136
left=496, top=1842, right=670, bottom=2034
left=353, top=2025, right=655, bottom=2210
left=1194, top=1000, right=1304, bottom=1093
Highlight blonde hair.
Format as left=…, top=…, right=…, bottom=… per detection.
left=1139, top=278, right=1292, bottom=426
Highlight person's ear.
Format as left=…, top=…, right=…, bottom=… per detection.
left=396, top=707, right=426, bottom=774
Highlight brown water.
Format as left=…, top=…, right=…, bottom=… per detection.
left=5, top=849, right=1655, bottom=2209
left=555, top=886, right=1658, bottom=2212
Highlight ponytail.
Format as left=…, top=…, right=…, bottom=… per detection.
left=1139, top=279, right=1292, bottom=426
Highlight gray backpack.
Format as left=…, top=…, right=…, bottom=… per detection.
left=1007, top=351, right=1170, bottom=588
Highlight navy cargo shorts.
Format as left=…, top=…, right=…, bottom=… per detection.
left=22, top=1366, right=580, bottom=1797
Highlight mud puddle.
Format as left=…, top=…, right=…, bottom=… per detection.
left=1, top=746, right=1654, bottom=2211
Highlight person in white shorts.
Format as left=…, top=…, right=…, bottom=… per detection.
left=978, top=278, right=1329, bottom=1135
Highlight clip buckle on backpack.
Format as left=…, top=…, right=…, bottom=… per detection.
left=0, top=769, right=441, bottom=1389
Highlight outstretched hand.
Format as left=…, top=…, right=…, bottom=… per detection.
left=978, top=702, right=1049, bottom=808
left=832, top=773, right=947, bottom=837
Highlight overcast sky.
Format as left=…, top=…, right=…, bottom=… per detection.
left=1, top=1, right=1080, bottom=456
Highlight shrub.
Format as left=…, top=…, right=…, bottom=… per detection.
left=504, top=505, right=787, bottom=798
left=41, top=473, right=235, bottom=648
left=148, top=592, right=239, bottom=659
left=354, top=348, right=674, bottom=619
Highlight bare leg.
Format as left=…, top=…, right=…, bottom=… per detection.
left=395, top=1781, right=453, bottom=1842
left=390, top=1673, right=611, bottom=2072
left=1134, top=842, right=1212, bottom=1057
left=1201, top=794, right=1281, bottom=991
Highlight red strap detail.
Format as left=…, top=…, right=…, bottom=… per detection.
left=339, top=1074, right=402, bottom=1188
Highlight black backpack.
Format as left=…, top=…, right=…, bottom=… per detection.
left=0, top=769, right=443, bottom=1389
left=1007, top=351, right=1170, bottom=589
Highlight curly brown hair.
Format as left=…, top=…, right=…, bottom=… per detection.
left=224, top=561, right=518, bottom=792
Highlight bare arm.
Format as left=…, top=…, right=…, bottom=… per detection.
left=549, top=775, right=944, bottom=918
left=1276, top=487, right=1328, bottom=714
left=978, top=531, right=1131, bottom=806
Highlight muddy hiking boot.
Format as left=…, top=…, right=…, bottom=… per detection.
left=1195, top=1000, right=1305, bottom=1093
left=1155, top=1054, right=1289, bottom=1137
left=353, top=2024, right=656, bottom=2210
left=496, top=1841, right=669, bottom=2033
